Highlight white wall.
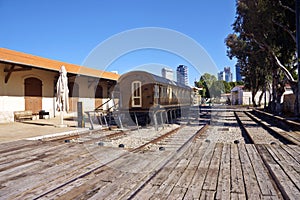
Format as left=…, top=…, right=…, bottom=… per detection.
left=242, top=92, right=251, bottom=105
left=0, top=96, right=57, bottom=123
left=235, top=90, right=270, bottom=106
left=42, top=97, right=56, bottom=118
left=79, top=98, right=95, bottom=112
left=0, top=96, right=25, bottom=123
left=77, top=98, right=114, bottom=113
left=231, top=86, right=271, bottom=106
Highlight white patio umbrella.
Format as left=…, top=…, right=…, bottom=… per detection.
left=56, top=65, right=69, bottom=126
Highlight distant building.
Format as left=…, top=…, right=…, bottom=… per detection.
left=176, top=65, right=188, bottom=85
left=218, top=66, right=232, bottom=82
left=161, top=68, right=173, bottom=80
left=224, top=67, right=232, bottom=82
left=236, top=65, right=242, bottom=82
left=231, top=85, right=270, bottom=106
left=218, top=71, right=225, bottom=81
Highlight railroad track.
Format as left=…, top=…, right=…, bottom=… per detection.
left=234, top=110, right=300, bottom=199
left=235, top=111, right=298, bottom=145
left=42, top=127, right=136, bottom=143
left=1, top=108, right=299, bottom=199
left=1, top=124, right=207, bottom=199
left=247, top=110, right=300, bottom=145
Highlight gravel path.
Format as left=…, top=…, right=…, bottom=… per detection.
left=202, top=111, right=245, bottom=144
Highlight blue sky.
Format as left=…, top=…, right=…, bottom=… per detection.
left=0, top=0, right=237, bottom=85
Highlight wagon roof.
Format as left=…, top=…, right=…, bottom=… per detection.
left=152, top=73, right=191, bottom=89
left=0, top=48, right=119, bottom=81
left=120, top=70, right=191, bottom=89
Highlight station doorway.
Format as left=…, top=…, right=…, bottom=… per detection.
left=24, top=77, right=42, bottom=114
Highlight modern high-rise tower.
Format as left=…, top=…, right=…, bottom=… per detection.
left=236, top=65, right=242, bottom=82
left=224, top=67, right=232, bottom=82
left=218, top=66, right=232, bottom=82
left=176, top=65, right=188, bottom=85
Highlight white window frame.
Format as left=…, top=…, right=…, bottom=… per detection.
left=154, top=85, right=159, bottom=98
left=131, top=81, right=142, bottom=107
left=161, top=86, right=167, bottom=98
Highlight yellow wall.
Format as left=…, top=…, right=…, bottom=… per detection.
left=0, top=63, right=116, bottom=123
left=0, top=63, right=56, bottom=97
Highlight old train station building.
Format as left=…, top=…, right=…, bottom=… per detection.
left=0, top=48, right=119, bottom=123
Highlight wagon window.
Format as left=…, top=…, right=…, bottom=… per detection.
left=168, top=87, right=172, bottom=99
left=132, top=81, right=142, bottom=107
left=154, top=85, right=159, bottom=98
left=172, top=89, right=176, bottom=99
left=161, top=86, right=167, bottom=98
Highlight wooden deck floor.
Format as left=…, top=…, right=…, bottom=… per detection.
left=132, top=142, right=299, bottom=200
left=0, top=134, right=299, bottom=199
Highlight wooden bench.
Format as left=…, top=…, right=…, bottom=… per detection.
left=14, top=111, right=34, bottom=121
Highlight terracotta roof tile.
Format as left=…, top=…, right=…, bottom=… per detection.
left=0, top=48, right=119, bottom=81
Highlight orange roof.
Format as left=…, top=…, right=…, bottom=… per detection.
left=0, top=48, right=119, bottom=81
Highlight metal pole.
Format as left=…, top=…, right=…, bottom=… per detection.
left=60, top=107, right=64, bottom=125
left=77, top=102, right=84, bottom=128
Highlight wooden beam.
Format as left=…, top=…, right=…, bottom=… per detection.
left=4, top=65, right=15, bottom=84
left=4, top=65, right=32, bottom=84
left=88, top=78, right=99, bottom=88
left=4, top=67, right=32, bottom=72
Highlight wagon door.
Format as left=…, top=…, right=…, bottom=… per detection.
left=131, top=81, right=142, bottom=107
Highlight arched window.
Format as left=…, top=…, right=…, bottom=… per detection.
left=132, top=81, right=142, bottom=107
left=25, top=77, right=42, bottom=97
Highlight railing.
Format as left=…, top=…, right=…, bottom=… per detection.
left=94, top=98, right=112, bottom=111
left=86, top=94, right=121, bottom=130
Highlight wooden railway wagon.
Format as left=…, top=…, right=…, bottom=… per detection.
left=115, top=71, right=192, bottom=125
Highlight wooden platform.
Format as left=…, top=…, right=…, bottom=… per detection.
left=0, top=135, right=299, bottom=199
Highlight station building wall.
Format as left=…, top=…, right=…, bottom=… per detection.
left=0, top=63, right=115, bottom=123
left=0, top=63, right=56, bottom=123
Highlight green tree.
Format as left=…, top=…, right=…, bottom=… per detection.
left=226, top=0, right=297, bottom=112
left=210, top=80, right=225, bottom=98
left=223, top=81, right=239, bottom=93
left=195, top=73, right=217, bottom=98
left=195, top=73, right=241, bottom=98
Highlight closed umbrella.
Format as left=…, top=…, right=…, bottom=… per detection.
left=56, top=65, right=69, bottom=126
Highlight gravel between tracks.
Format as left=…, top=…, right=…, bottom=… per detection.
left=100, top=124, right=180, bottom=149
left=201, top=111, right=246, bottom=144
left=72, top=110, right=287, bottom=147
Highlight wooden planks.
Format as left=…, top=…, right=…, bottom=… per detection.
left=215, top=143, right=231, bottom=200
left=230, top=143, right=246, bottom=198
left=0, top=135, right=299, bottom=199
left=245, top=145, right=279, bottom=198
left=256, top=144, right=300, bottom=200
left=183, top=142, right=216, bottom=199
